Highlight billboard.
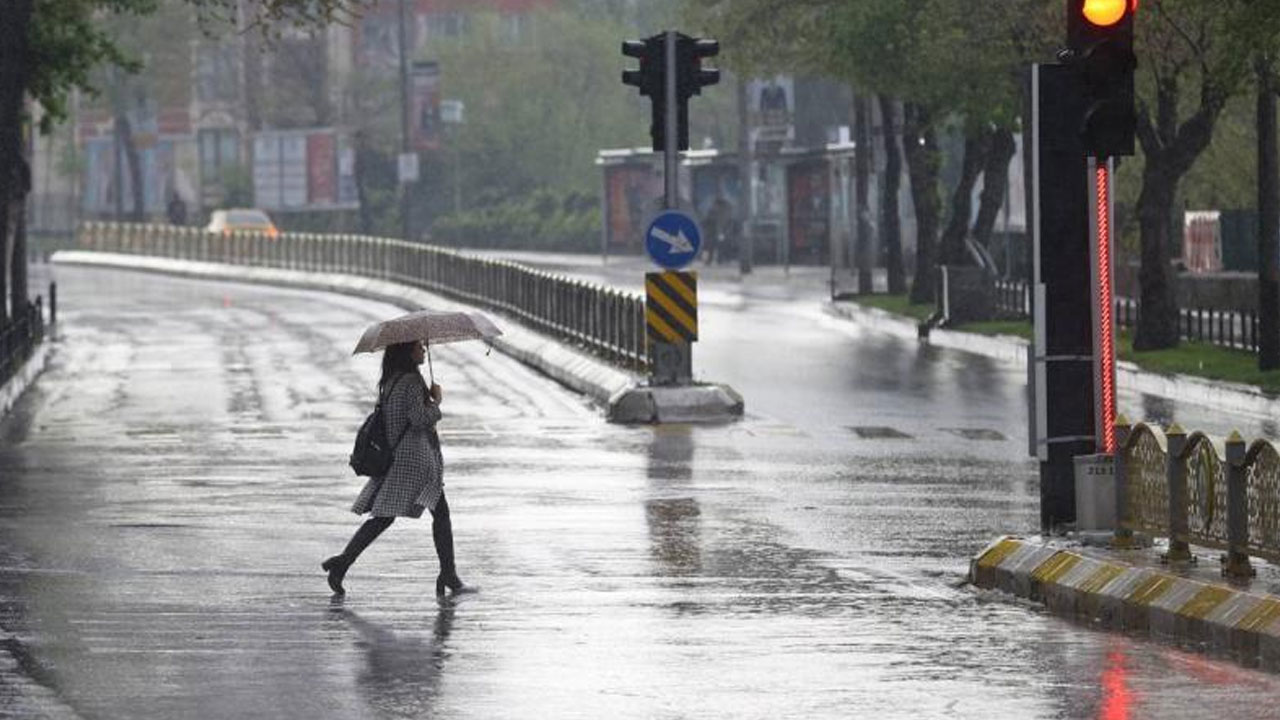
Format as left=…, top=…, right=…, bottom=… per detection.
left=787, top=159, right=830, bottom=263
left=82, top=136, right=191, bottom=216
left=747, top=75, right=795, bottom=151
left=604, top=163, right=663, bottom=249
left=253, top=128, right=358, bottom=212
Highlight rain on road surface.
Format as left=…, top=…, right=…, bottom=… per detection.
left=0, top=263, right=1277, bottom=719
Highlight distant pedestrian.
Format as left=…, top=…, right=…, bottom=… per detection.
left=166, top=192, right=187, bottom=226
left=323, top=340, right=469, bottom=597
left=703, top=196, right=732, bottom=265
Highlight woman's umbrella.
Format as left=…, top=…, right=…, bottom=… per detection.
left=353, top=310, right=503, bottom=383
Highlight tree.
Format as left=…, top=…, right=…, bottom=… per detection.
left=430, top=10, right=647, bottom=206
left=1, top=0, right=360, bottom=325
left=684, top=0, right=1057, bottom=301
left=1130, top=0, right=1255, bottom=350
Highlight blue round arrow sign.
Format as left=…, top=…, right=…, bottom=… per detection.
left=645, top=210, right=702, bottom=270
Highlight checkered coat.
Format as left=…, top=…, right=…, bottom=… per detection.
left=351, top=372, right=444, bottom=518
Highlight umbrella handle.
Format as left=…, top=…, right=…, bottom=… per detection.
left=427, top=342, right=435, bottom=386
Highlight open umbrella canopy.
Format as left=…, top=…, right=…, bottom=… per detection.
left=352, top=310, right=503, bottom=355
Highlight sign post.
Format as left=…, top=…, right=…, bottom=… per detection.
left=645, top=209, right=701, bottom=384
left=623, top=29, right=720, bottom=387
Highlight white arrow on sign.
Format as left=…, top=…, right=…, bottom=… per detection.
left=650, top=226, right=695, bottom=254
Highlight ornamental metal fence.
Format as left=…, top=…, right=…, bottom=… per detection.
left=0, top=297, right=46, bottom=390
left=1114, top=418, right=1280, bottom=577
left=77, top=222, right=649, bottom=371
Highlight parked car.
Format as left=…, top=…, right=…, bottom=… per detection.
left=205, top=208, right=279, bottom=238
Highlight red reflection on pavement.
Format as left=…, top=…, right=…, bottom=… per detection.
left=1099, top=648, right=1131, bottom=720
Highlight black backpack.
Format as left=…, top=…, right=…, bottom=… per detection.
left=349, top=374, right=411, bottom=477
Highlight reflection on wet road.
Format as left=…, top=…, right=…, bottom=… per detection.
left=0, top=264, right=1276, bottom=718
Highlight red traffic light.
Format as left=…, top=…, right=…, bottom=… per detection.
left=1081, top=0, right=1136, bottom=27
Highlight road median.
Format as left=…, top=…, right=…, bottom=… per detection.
left=970, top=536, right=1280, bottom=670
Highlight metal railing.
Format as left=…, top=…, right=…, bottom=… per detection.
left=994, top=279, right=1030, bottom=318
left=0, top=297, right=46, bottom=389
left=1114, top=417, right=1280, bottom=577
left=77, top=222, right=649, bottom=371
left=995, top=282, right=1261, bottom=352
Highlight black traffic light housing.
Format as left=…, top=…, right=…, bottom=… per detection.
left=1066, top=0, right=1137, bottom=158
left=621, top=32, right=721, bottom=152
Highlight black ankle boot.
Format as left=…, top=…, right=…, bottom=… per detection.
left=322, top=555, right=350, bottom=594
left=435, top=571, right=469, bottom=597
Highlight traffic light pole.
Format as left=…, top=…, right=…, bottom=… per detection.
left=1032, top=63, right=1095, bottom=532
left=663, top=30, right=678, bottom=210
left=397, top=0, right=413, bottom=243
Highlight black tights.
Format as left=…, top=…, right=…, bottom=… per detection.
left=340, top=495, right=456, bottom=577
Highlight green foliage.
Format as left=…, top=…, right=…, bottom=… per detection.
left=26, top=0, right=155, bottom=133
left=846, top=293, right=935, bottom=323
left=430, top=10, right=646, bottom=202
left=430, top=189, right=600, bottom=252
left=219, top=164, right=253, bottom=208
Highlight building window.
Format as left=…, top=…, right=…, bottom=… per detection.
left=199, top=128, right=240, bottom=186
left=500, top=13, right=528, bottom=43
left=427, top=12, right=468, bottom=40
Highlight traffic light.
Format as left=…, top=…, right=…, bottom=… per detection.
left=1068, top=0, right=1138, bottom=157
left=676, top=37, right=720, bottom=100
left=622, top=34, right=668, bottom=151
left=621, top=32, right=721, bottom=152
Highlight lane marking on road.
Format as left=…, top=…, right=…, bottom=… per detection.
left=847, top=426, right=913, bottom=439
left=941, top=428, right=1007, bottom=441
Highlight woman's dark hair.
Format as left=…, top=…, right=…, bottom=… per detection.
left=379, top=342, right=421, bottom=394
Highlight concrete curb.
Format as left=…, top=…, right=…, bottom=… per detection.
left=51, top=251, right=743, bottom=424
left=827, top=299, right=1280, bottom=419
left=970, top=536, right=1280, bottom=670
left=0, top=343, right=50, bottom=419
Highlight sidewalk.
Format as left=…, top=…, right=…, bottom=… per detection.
left=827, top=299, right=1280, bottom=420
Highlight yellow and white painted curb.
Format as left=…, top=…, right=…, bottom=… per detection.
left=970, top=536, right=1280, bottom=670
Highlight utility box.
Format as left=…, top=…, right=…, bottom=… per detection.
left=1073, top=453, right=1115, bottom=531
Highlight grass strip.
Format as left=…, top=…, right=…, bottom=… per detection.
left=844, top=295, right=1280, bottom=395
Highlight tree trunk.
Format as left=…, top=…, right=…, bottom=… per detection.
left=354, top=133, right=373, bottom=235
left=0, top=0, right=33, bottom=326
left=903, top=103, right=941, bottom=305
left=971, top=126, right=1017, bottom=250
left=879, top=95, right=905, bottom=294
left=1133, top=74, right=1228, bottom=350
left=9, top=164, right=27, bottom=318
left=116, top=113, right=145, bottom=222
left=853, top=94, right=872, bottom=293
left=1134, top=160, right=1180, bottom=349
left=737, top=76, right=753, bottom=275
left=1258, top=56, right=1280, bottom=370
left=939, top=127, right=990, bottom=266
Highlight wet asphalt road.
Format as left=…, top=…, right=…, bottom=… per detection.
left=0, top=262, right=1278, bottom=718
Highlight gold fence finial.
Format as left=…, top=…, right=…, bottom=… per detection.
left=1115, top=413, right=1131, bottom=428
left=1227, top=429, right=1245, bottom=444
left=1166, top=422, right=1186, bottom=436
